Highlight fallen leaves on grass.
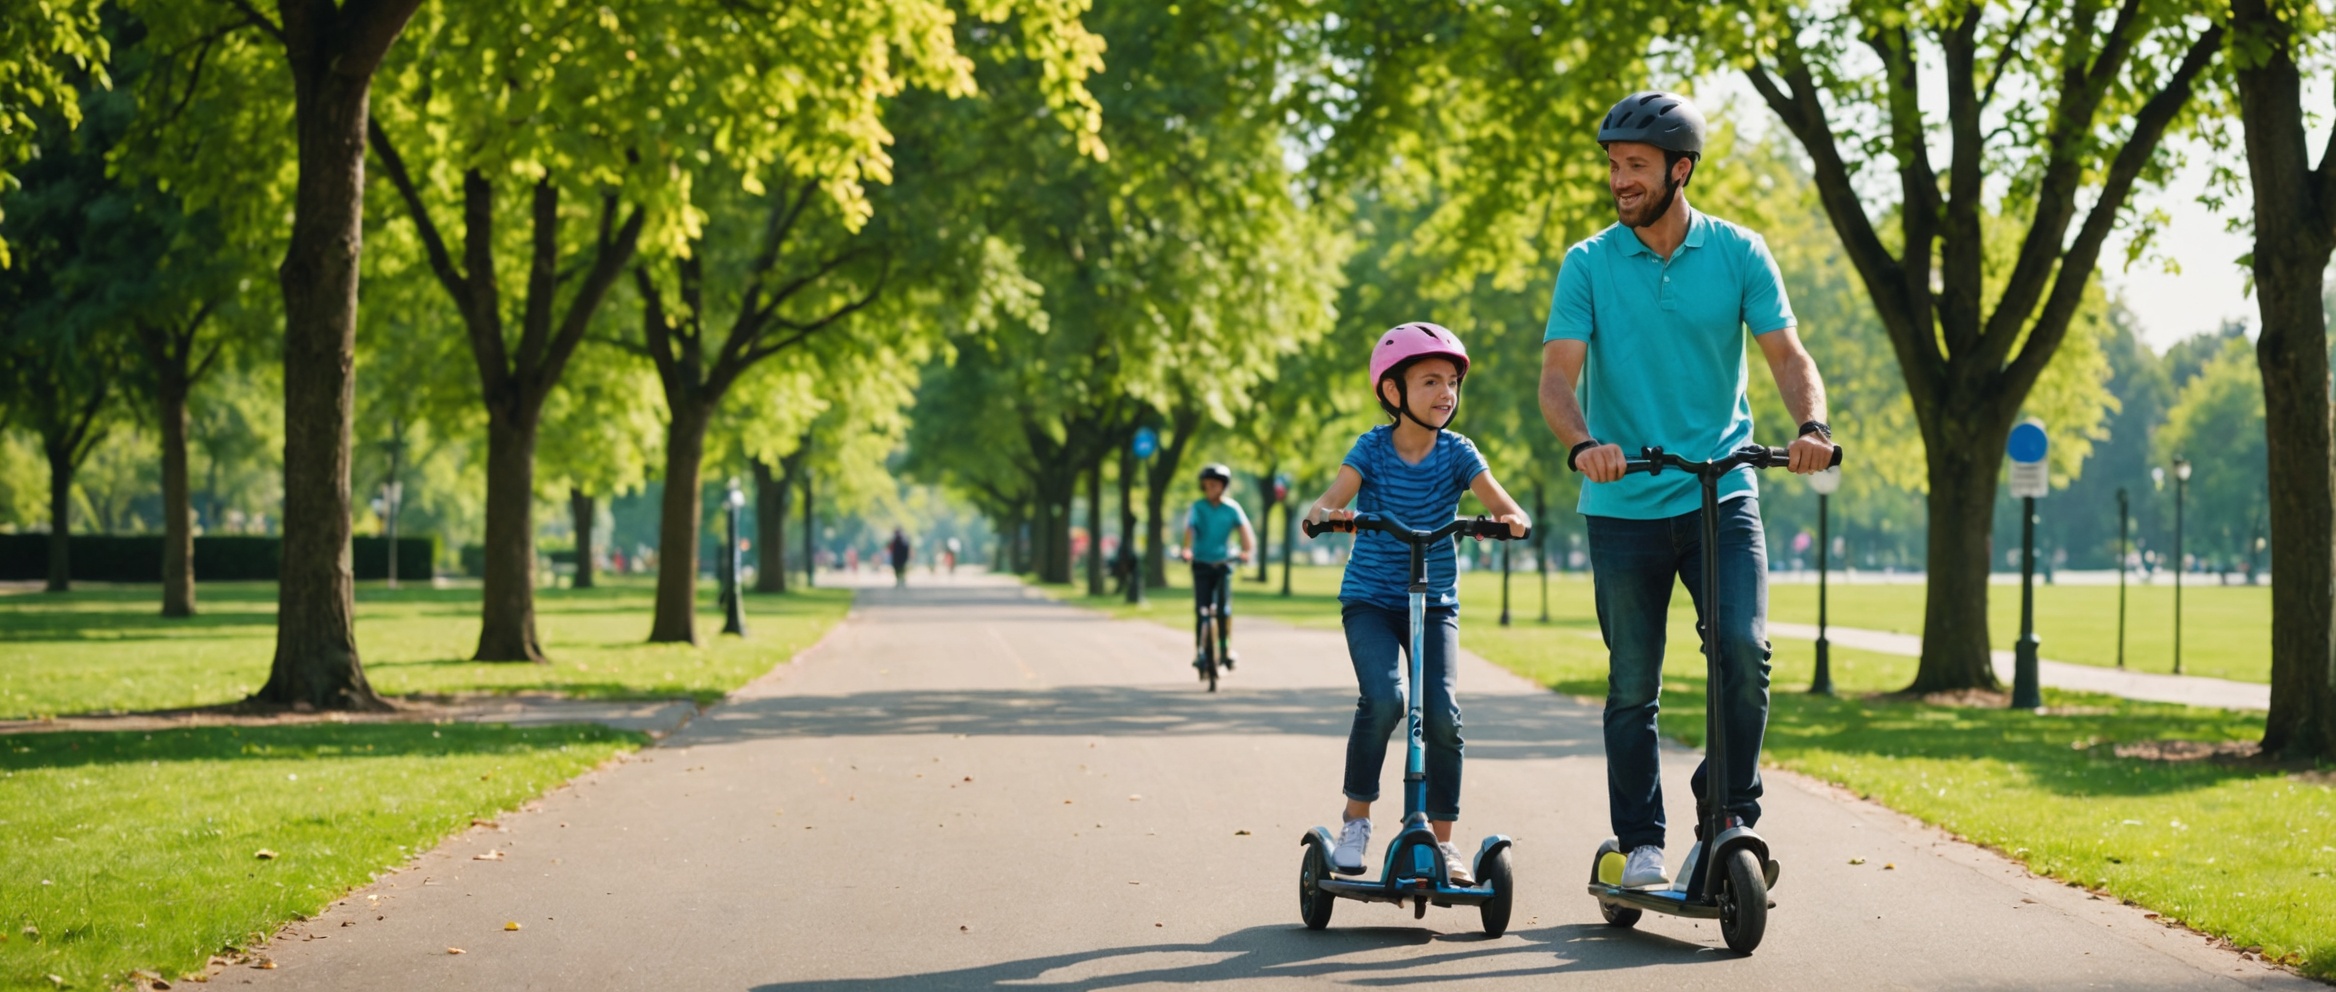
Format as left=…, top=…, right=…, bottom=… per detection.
left=253, top=849, right=278, bottom=860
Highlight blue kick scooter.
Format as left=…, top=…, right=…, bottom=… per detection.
left=1585, top=442, right=1841, bottom=954
left=1296, top=512, right=1528, bottom=935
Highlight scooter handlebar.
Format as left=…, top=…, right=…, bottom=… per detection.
left=1303, top=513, right=1531, bottom=543
left=1621, top=442, right=1844, bottom=477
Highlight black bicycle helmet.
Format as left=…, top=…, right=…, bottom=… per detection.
left=1198, top=464, right=1233, bottom=485
left=1597, top=91, right=1706, bottom=157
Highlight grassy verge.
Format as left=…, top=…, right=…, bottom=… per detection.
left=1766, top=579, right=2267, bottom=683
left=0, top=577, right=856, bottom=717
left=0, top=577, right=855, bottom=989
left=1031, top=564, right=2332, bottom=978
left=0, top=722, right=645, bottom=990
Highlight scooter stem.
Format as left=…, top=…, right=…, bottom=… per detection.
left=1404, top=541, right=1429, bottom=822
left=1698, top=470, right=1730, bottom=898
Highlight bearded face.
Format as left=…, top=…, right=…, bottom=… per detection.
left=1607, top=142, right=1689, bottom=229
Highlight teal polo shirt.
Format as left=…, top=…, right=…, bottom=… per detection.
left=1543, top=209, right=1797, bottom=520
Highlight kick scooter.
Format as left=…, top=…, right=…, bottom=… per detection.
left=1585, top=442, right=1841, bottom=954
left=1296, top=513, right=1529, bottom=935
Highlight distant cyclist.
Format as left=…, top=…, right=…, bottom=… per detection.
left=1181, top=464, right=1256, bottom=672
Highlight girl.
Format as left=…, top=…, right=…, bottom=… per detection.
left=1302, top=322, right=1530, bottom=881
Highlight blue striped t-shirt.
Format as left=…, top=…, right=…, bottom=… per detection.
left=1337, top=425, right=1490, bottom=612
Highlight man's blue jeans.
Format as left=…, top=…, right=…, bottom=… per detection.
left=1340, top=601, right=1463, bottom=821
left=1587, top=496, right=1771, bottom=851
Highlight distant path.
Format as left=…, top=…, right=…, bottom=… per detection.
left=237, top=574, right=2304, bottom=990
left=1770, top=622, right=2271, bottom=710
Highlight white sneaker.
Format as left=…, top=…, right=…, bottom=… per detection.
left=1439, top=841, right=1475, bottom=885
left=1331, top=817, right=1372, bottom=875
left=1622, top=844, right=1669, bottom=888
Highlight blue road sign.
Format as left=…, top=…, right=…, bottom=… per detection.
left=2007, top=421, right=2048, bottom=463
left=1132, top=426, right=1159, bottom=459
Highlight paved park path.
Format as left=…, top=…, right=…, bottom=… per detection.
left=240, top=574, right=2310, bottom=991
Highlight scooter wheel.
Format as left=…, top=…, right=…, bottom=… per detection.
left=1598, top=900, right=1642, bottom=928
left=1299, top=841, right=1336, bottom=930
left=1477, top=847, right=1514, bottom=937
left=1719, top=847, right=1768, bottom=953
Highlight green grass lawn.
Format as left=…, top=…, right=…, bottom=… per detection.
left=0, top=577, right=855, bottom=718
left=1, top=722, right=645, bottom=990
left=1766, top=579, right=2272, bottom=684
left=0, top=576, right=854, bottom=990
left=1036, top=563, right=2332, bottom=978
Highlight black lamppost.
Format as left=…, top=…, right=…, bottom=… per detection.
left=2172, top=456, right=2190, bottom=675
left=2116, top=487, right=2128, bottom=669
left=722, top=480, right=748, bottom=636
left=1809, top=464, right=1841, bottom=695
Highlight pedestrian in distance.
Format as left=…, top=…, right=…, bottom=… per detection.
left=1181, top=464, right=1256, bottom=672
left=888, top=528, right=912, bottom=588
left=1540, top=90, right=1836, bottom=890
left=1302, top=322, right=1531, bottom=885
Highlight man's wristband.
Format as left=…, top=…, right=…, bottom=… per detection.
left=1799, top=420, right=1832, bottom=441
left=1567, top=440, right=1600, bottom=472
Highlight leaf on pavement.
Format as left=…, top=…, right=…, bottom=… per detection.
left=1849, top=857, right=1866, bottom=865
left=447, top=947, right=466, bottom=955
left=504, top=921, right=522, bottom=931
left=1234, top=830, right=1251, bottom=836
left=473, top=850, right=505, bottom=861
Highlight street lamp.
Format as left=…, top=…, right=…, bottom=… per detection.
left=722, top=480, right=748, bottom=636
left=1808, top=464, right=1841, bottom=695
left=2172, top=456, right=2190, bottom=675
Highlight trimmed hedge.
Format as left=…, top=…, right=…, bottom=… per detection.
left=0, top=534, right=435, bottom=582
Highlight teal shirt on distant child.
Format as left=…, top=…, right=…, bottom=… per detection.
left=1544, top=208, right=1798, bottom=520
left=1187, top=498, right=1251, bottom=564
left=1337, top=426, right=1491, bottom=612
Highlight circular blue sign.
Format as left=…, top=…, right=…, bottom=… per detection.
left=2006, top=421, right=2048, bottom=463
left=1132, top=426, right=1159, bottom=459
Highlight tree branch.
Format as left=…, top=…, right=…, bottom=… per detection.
left=223, top=0, right=287, bottom=45
left=2000, top=22, right=2224, bottom=398
left=1938, top=5, right=1987, bottom=356
left=459, top=169, right=511, bottom=385
left=535, top=197, right=647, bottom=399
left=513, top=178, right=561, bottom=378
left=330, top=0, right=425, bottom=79
left=1980, top=0, right=2046, bottom=112
left=366, top=116, right=468, bottom=303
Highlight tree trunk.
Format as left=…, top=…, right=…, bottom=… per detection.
left=1254, top=469, right=1277, bottom=583
left=474, top=411, right=546, bottom=661
left=801, top=468, right=816, bottom=589
left=1142, top=406, right=1200, bottom=588
left=1086, top=457, right=1105, bottom=596
left=649, top=403, right=712, bottom=643
left=255, top=11, right=411, bottom=710
left=753, top=456, right=792, bottom=594
left=1909, top=441, right=2004, bottom=693
left=570, top=488, right=596, bottom=590
left=2251, top=227, right=2335, bottom=758
left=158, top=368, right=195, bottom=616
left=1117, top=444, right=1137, bottom=593
left=2233, top=0, right=2336, bottom=760
left=43, top=443, right=72, bottom=593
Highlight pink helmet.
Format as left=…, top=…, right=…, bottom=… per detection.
left=1370, top=322, right=1470, bottom=388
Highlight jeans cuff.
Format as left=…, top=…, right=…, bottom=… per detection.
left=1343, top=788, right=1380, bottom=804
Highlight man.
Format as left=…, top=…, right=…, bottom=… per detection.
left=1538, top=90, right=1835, bottom=889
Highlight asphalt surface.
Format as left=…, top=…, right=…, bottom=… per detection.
left=242, top=574, right=2313, bottom=990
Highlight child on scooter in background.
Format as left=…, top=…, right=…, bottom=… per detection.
left=1302, top=323, right=1530, bottom=884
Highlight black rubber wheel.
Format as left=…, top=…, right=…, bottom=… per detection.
left=1478, top=847, right=1514, bottom=937
left=1202, top=618, right=1220, bottom=692
left=1718, top=847, right=1768, bottom=953
left=1299, top=842, right=1335, bottom=930
left=1598, top=900, right=1642, bottom=928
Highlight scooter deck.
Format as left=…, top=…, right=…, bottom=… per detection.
left=1586, top=882, right=1722, bottom=919
left=1322, top=875, right=1498, bottom=907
